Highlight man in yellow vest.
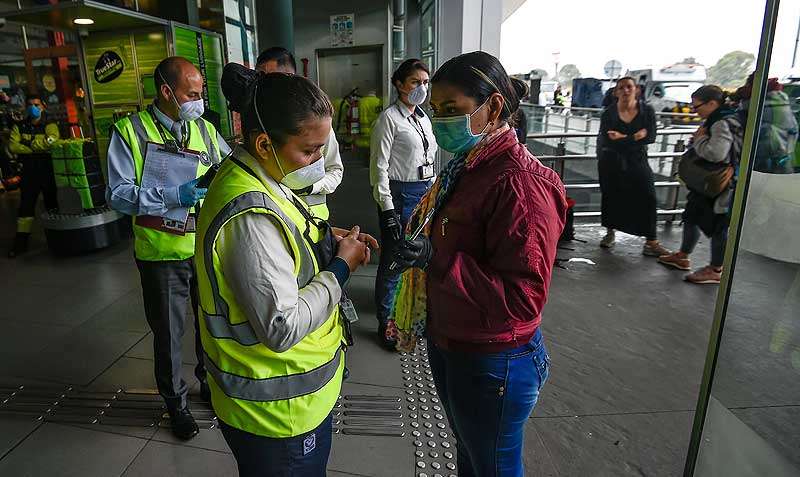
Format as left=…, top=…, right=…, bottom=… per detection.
left=106, top=57, right=230, bottom=440
left=256, top=47, right=343, bottom=220
left=7, top=94, right=60, bottom=258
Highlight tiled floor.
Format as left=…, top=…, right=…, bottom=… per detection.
left=3, top=154, right=793, bottom=476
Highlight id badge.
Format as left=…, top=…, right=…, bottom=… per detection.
left=418, top=164, right=434, bottom=180
left=340, top=297, right=359, bottom=324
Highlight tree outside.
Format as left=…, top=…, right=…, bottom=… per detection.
left=558, top=64, right=581, bottom=90
left=707, top=50, right=755, bottom=89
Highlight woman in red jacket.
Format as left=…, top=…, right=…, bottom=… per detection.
left=390, top=51, right=567, bottom=477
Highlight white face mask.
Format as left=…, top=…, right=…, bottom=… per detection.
left=273, top=146, right=326, bottom=190
left=407, top=83, right=428, bottom=105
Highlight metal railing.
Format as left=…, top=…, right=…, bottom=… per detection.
left=524, top=128, right=692, bottom=220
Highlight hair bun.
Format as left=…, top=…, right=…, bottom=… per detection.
left=510, top=77, right=529, bottom=102
left=221, top=63, right=260, bottom=113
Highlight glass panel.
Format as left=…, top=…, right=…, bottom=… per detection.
left=692, top=0, right=800, bottom=474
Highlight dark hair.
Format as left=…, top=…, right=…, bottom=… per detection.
left=431, top=51, right=522, bottom=122
left=391, top=58, right=430, bottom=90
left=221, top=63, right=332, bottom=146
left=26, top=94, right=42, bottom=104
left=256, top=47, right=297, bottom=73
left=692, top=84, right=727, bottom=104
left=615, top=76, right=636, bottom=86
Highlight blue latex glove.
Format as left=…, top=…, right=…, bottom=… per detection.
left=178, top=178, right=208, bottom=207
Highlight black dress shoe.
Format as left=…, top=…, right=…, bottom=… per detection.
left=7, top=233, right=29, bottom=259
left=169, top=407, right=199, bottom=440
left=377, top=322, right=398, bottom=351
left=199, top=381, right=212, bottom=404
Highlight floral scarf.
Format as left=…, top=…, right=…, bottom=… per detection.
left=387, top=124, right=511, bottom=352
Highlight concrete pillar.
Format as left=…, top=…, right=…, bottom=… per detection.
left=436, top=0, right=503, bottom=67
left=255, top=0, right=295, bottom=54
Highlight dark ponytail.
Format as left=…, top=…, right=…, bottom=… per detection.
left=221, top=63, right=333, bottom=146
left=431, top=51, right=521, bottom=122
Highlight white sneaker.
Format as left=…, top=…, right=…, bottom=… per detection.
left=600, top=231, right=616, bottom=248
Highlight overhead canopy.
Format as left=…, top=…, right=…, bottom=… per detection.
left=0, top=0, right=168, bottom=32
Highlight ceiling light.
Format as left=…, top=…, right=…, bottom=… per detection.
left=73, top=18, right=94, bottom=25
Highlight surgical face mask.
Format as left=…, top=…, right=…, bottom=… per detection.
left=431, top=99, right=490, bottom=154
left=27, top=104, right=42, bottom=120
left=271, top=143, right=326, bottom=190
left=251, top=81, right=325, bottom=189
left=159, top=69, right=205, bottom=122
left=407, top=83, right=428, bottom=105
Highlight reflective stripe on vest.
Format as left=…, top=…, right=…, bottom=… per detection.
left=128, top=113, right=219, bottom=164
left=195, top=120, right=219, bottom=164
left=202, top=191, right=316, bottom=346
left=302, top=193, right=327, bottom=206
left=204, top=347, right=343, bottom=401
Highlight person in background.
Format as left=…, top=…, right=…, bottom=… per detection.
left=7, top=94, right=59, bottom=258
left=201, top=63, right=376, bottom=476
left=733, top=74, right=798, bottom=174
left=256, top=47, right=344, bottom=220
left=106, top=57, right=231, bottom=439
left=390, top=51, right=567, bottom=477
left=659, top=85, right=744, bottom=284
left=370, top=58, right=437, bottom=350
left=597, top=76, right=670, bottom=257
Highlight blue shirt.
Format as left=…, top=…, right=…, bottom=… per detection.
left=105, top=103, right=232, bottom=217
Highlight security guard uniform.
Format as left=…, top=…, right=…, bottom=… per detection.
left=111, top=107, right=221, bottom=411
left=195, top=153, right=345, bottom=438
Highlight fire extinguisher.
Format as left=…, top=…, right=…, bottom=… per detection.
left=347, top=95, right=360, bottom=136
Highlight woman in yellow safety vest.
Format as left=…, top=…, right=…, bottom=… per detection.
left=196, top=63, right=377, bottom=476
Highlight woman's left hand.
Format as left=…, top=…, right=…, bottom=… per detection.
left=333, top=226, right=379, bottom=265
left=633, top=128, right=647, bottom=141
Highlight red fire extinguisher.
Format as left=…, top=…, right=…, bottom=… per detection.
left=347, top=96, right=360, bottom=136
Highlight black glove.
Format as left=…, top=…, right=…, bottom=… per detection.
left=390, top=235, right=433, bottom=274
left=380, top=209, right=402, bottom=242
left=292, top=185, right=314, bottom=196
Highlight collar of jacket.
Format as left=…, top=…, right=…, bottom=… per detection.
left=465, top=126, right=517, bottom=171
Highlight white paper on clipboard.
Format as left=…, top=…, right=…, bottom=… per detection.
left=140, top=142, right=200, bottom=222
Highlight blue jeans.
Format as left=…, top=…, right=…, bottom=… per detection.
left=219, top=414, right=332, bottom=477
left=680, top=223, right=728, bottom=267
left=374, top=180, right=431, bottom=323
left=427, top=329, right=550, bottom=477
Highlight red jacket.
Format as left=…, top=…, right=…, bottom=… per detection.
left=427, top=128, right=567, bottom=352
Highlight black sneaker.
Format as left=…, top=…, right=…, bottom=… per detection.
left=7, top=233, right=29, bottom=259
left=168, top=407, right=199, bottom=440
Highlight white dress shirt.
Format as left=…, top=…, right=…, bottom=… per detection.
left=216, top=149, right=342, bottom=353
left=310, top=131, right=344, bottom=196
left=369, top=102, right=437, bottom=211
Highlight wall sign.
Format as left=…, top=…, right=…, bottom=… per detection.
left=94, top=51, right=124, bottom=84
left=330, top=14, right=354, bottom=48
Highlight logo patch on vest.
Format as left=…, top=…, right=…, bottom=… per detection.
left=303, top=433, right=316, bottom=455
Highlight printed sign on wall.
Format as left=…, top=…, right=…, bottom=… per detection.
left=330, top=14, right=354, bottom=48
left=94, top=51, right=124, bottom=84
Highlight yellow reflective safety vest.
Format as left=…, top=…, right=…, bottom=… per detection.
left=113, top=110, right=220, bottom=261
left=195, top=152, right=345, bottom=438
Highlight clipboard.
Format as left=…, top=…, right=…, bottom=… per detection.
left=135, top=141, right=203, bottom=236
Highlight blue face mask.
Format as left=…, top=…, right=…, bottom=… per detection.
left=27, top=104, right=41, bottom=120
left=431, top=100, right=490, bottom=154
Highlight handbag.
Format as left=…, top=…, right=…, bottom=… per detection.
left=677, top=148, right=734, bottom=198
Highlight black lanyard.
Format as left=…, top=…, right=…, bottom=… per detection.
left=148, top=105, right=190, bottom=149
left=407, top=109, right=431, bottom=165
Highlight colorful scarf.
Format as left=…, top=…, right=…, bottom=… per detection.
left=387, top=125, right=511, bottom=352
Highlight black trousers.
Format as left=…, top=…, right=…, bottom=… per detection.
left=18, top=155, right=57, bottom=218
left=135, top=258, right=205, bottom=411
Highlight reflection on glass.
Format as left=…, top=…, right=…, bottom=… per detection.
left=693, top=0, right=800, bottom=474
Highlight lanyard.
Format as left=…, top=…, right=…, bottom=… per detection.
left=148, top=105, right=190, bottom=149
left=407, top=110, right=431, bottom=165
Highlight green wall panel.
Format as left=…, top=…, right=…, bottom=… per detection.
left=84, top=34, right=139, bottom=106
